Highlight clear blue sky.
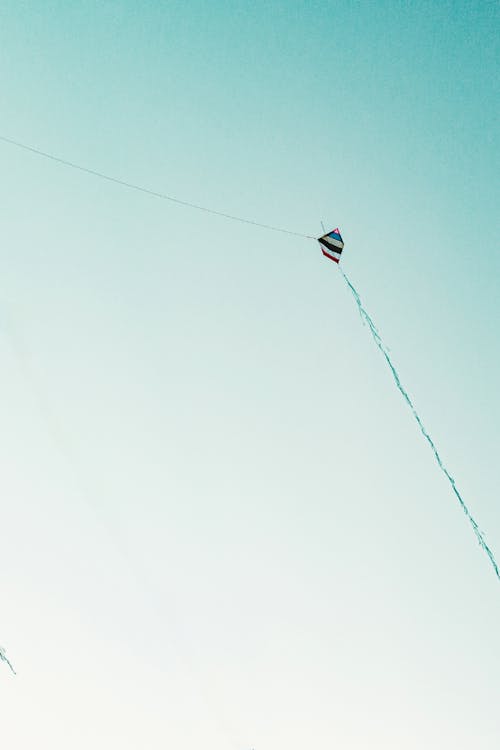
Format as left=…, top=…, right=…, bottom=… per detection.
left=0, top=2, right=499, bottom=748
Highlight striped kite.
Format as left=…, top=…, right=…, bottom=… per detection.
left=318, top=228, right=344, bottom=263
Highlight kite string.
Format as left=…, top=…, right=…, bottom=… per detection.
left=0, top=134, right=315, bottom=240
left=339, top=267, right=500, bottom=581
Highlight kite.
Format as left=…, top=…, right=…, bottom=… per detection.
left=318, top=228, right=499, bottom=581
left=318, top=228, right=344, bottom=263
left=0, top=646, right=16, bottom=675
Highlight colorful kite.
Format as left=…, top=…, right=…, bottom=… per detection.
left=318, top=228, right=344, bottom=263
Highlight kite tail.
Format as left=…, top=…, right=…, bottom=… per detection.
left=339, top=268, right=500, bottom=581
left=0, top=652, right=16, bottom=675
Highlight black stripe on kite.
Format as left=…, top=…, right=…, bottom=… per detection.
left=319, top=237, right=343, bottom=253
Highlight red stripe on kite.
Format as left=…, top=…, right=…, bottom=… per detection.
left=322, top=249, right=340, bottom=263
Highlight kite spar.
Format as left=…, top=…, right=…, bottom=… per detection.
left=318, top=228, right=500, bottom=581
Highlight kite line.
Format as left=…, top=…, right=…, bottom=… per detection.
left=339, top=267, right=500, bottom=581
left=0, top=135, right=314, bottom=240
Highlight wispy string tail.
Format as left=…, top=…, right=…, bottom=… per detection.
left=339, top=268, right=500, bottom=581
left=0, top=650, right=16, bottom=675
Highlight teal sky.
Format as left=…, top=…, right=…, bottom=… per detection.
left=0, top=2, right=499, bottom=748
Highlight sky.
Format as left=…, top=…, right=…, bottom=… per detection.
left=0, top=1, right=499, bottom=748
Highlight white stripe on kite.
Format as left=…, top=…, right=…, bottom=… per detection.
left=322, top=236, right=344, bottom=249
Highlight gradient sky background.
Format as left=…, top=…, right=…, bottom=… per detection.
left=0, top=2, right=499, bottom=748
